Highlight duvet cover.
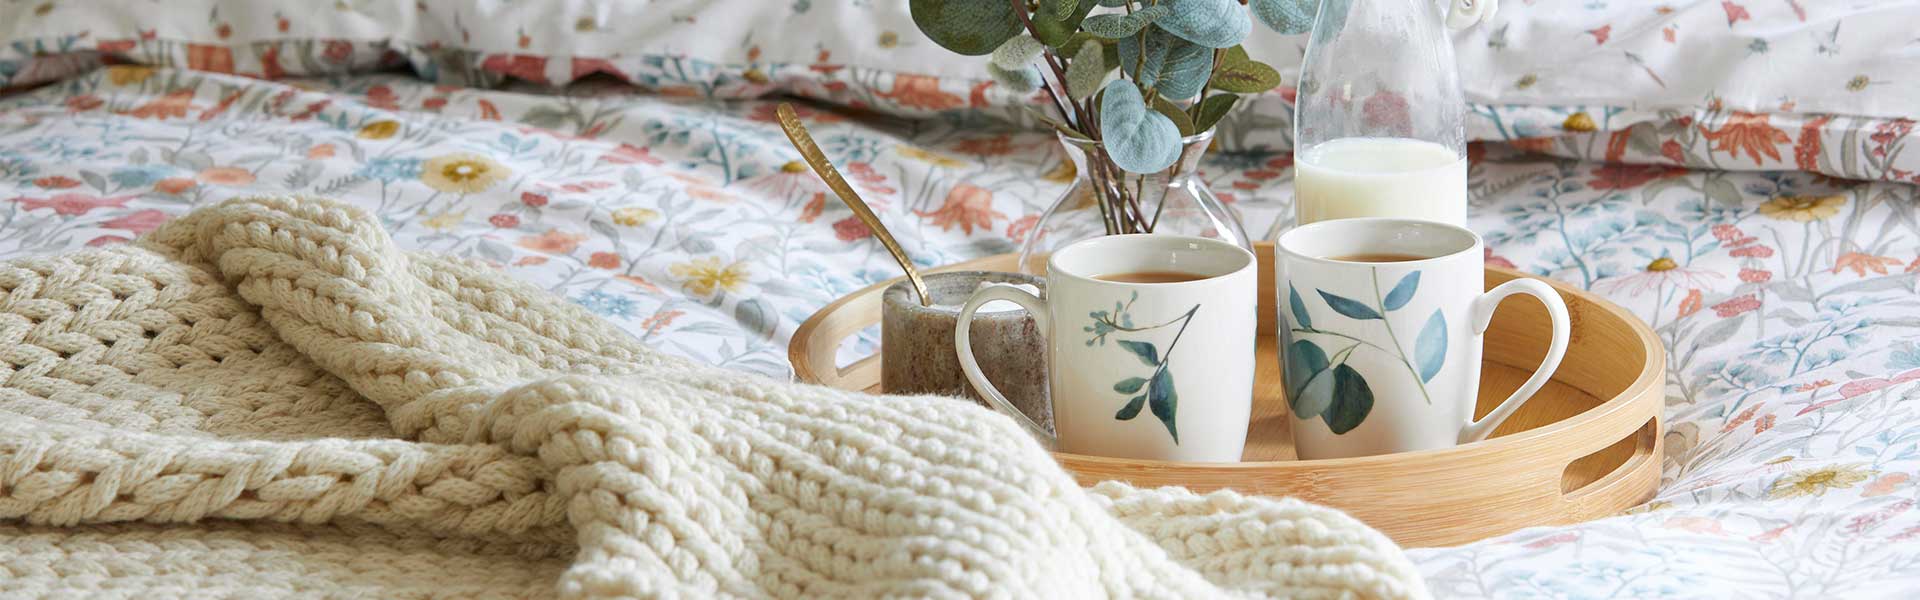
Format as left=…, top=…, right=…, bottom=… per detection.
left=3, top=1, right=1920, bottom=597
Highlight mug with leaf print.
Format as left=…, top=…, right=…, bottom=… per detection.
left=955, top=235, right=1257, bottom=462
left=1278, top=218, right=1571, bottom=459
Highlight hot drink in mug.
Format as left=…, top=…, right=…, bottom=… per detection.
left=955, top=235, right=1257, bottom=462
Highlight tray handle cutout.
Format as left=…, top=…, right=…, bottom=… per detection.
left=1559, top=417, right=1659, bottom=511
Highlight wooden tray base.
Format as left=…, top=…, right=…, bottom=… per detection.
left=791, top=242, right=1664, bottom=547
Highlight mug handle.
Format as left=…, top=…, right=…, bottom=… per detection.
left=954, top=284, right=1056, bottom=447
left=1458, top=278, right=1570, bottom=444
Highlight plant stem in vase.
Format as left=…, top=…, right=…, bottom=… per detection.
left=1017, top=131, right=1250, bottom=274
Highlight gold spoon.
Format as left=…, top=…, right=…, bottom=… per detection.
left=775, top=102, right=932, bottom=306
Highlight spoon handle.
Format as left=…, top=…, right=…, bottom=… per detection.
left=775, top=103, right=932, bottom=306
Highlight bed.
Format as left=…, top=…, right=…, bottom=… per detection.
left=3, top=1, right=1919, bottom=597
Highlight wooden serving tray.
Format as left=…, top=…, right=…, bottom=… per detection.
left=790, top=242, right=1664, bottom=547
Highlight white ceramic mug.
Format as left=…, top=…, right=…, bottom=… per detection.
left=1277, top=218, right=1570, bottom=459
left=955, top=235, right=1257, bottom=462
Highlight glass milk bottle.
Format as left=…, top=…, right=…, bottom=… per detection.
left=1293, top=0, right=1470, bottom=226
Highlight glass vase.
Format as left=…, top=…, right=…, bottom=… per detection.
left=1016, top=130, right=1252, bottom=274
left=1292, top=0, right=1469, bottom=226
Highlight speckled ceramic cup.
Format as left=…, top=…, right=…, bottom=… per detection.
left=882, top=271, right=1051, bottom=431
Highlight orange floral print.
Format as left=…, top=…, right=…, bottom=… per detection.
left=154, top=178, right=197, bottom=194
left=123, top=89, right=196, bottom=119
left=916, top=183, right=1005, bottom=235
left=876, top=74, right=963, bottom=111
left=1832, top=252, right=1903, bottom=277
left=517, top=229, right=587, bottom=255
left=197, top=167, right=255, bottom=185
left=1701, top=111, right=1790, bottom=166
left=588, top=252, right=621, bottom=269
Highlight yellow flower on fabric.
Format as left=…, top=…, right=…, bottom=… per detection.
left=670, top=256, right=749, bottom=297
left=357, top=120, right=401, bottom=140
left=780, top=160, right=808, bottom=174
left=612, top=207, right=659, bottom=227
left=1562, top=112, right=1597, bottom=133
left=422, top=209, right=466, bottom=231
left=895, top=145, right=966, bottom=168
left=1768, top=465, right=1872, bottom=499
left=107, top=66, right=154, bottom=86
left=420, top=152, right=508, bottom=194
left=1758, top=194, right=1844, bottom=222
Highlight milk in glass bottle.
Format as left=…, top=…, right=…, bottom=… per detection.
left=1292, top=0, right=1489, bottom=226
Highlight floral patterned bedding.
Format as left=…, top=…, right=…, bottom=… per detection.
left=4, top=66, right=1920, bottom=597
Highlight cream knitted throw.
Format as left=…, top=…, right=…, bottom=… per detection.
left=0, top=197, right=1426, bottom=599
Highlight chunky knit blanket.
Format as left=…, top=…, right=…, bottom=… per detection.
left=0, top=197, right=1425, bottom=599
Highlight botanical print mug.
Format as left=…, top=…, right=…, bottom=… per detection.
left=955, top=235, right=1257, bottom=462
left=1277, top=218, right=1570, bottom=459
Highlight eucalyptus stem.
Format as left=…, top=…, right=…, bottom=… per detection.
left=1010, top=0, right=1081, bottom=129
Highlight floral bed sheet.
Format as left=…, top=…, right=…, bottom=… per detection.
left=3, top=68, right=1920, bottom=598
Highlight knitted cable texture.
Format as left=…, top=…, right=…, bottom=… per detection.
left=0, top=197, right=1429, bottom=599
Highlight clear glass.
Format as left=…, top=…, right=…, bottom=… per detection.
left=1016, top=131, right=1253, bottom=274
left=1292, top=0, right=1469, bottom=226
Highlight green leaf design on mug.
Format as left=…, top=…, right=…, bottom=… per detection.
left=1324, top=364, right=1374, bottom=435
left=1115, top=394, right=1147, bottom=419
left=1317, top=289, right=1382, bottom=320
left=1117, top=340, right=1159, bottom=366
left=1415, top=308, right=1448, bottom=383
left=1285, top=339, right=1333, bottom=418
left=1089, top=297, right=1200, bottom=444
left=1288, top=284, right=1313, bottom=329
left=1383, top=271, right=1420, bottom=311
left=1287, top=265, right=1440, bottom=436
left=1148, top=368, right=1179, bottom=443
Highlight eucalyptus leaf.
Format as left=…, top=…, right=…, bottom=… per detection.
left=1285, top=339, right=1332, bottom=415
left=1209, top=45, right=1282, bottom=94
left=1250, top=0, right=1319, bottom=35
left=1114, top=377, right=1149, bottom=394
left=1148, top=368, right=1179, bottom=443
left=990, top=35, right=1046, bottom=70
left=1117, top=338, right=1160, bottom=366
left=1115, top=394, right=1147, bottom=419
left=1098, top=80, right=1183, bottom=173
left=1191, top=93, right=1239, bottom=132
left=1083, top=6, right=1169, bottom=39
left=1287, top=284, right=1313, bottom=329
left=1295, top=361, right=1336, bottom=419
left=910, top=0, right=1023, bottom=56
left=1383, top=271, right=1421, bottom=311
left=1117, top=29, right=1213, bottom=100
left=1039, top=0, right=1078, bottom=22
left=1324, top=364, right=1374, bottom=435
left=1064, top=39, right=1108, bottom=100
left=987, top=62, right=1045, bottom=93
left=1151, top=95, right=1197, bottom=136
left=1318, top=289, right=1382, bottom=320
left=1033, top=0, right=1099, bottom=46
left=1156, top=0, right=1251, bottom=48
left=1415, top=308, right=1447, bottom=383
